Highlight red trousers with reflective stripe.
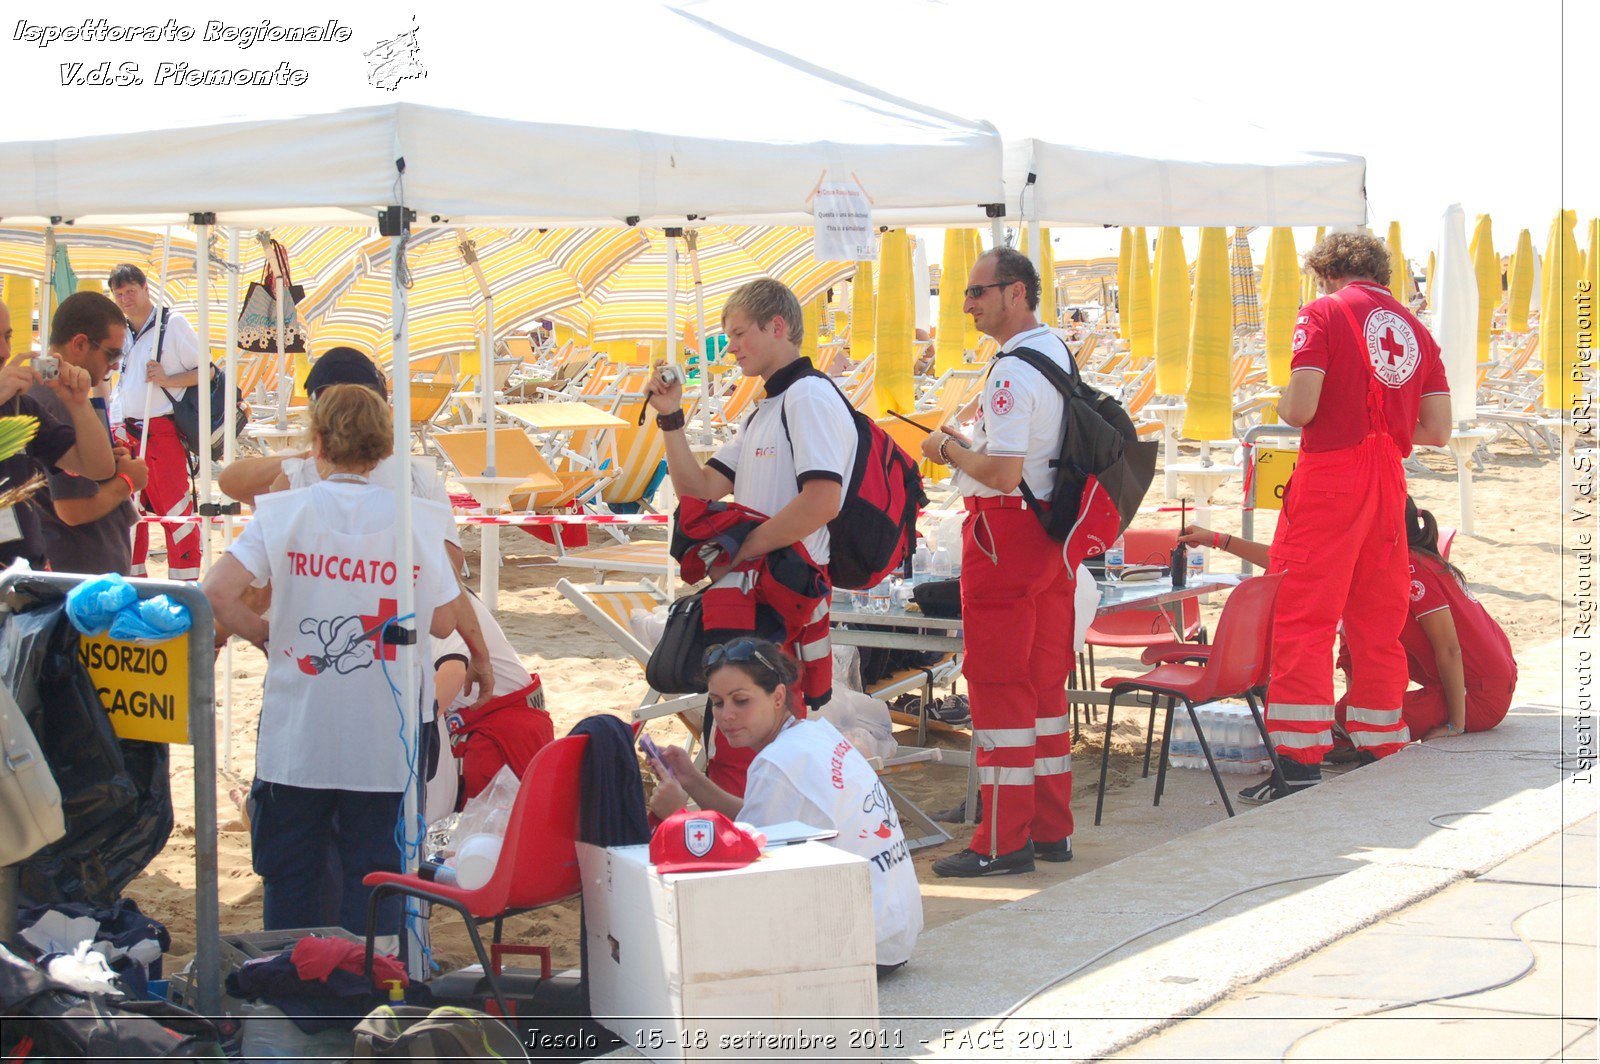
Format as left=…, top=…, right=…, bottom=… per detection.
left=1266, top=434, right=1410, bottom=763
left=960, top=500, right=1075, bottom=856
left=1337, top=680, right=1512, bottom=745
left=125, top=417, right=200, bottom=581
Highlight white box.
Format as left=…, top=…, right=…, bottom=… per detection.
left=579, top=841, right=880, bottom=1062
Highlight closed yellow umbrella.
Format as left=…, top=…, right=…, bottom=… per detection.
left=1469, top=215, right=1498, bottom=361
left=964, top=229, right=984, bottom=353
left=874, top=228, right=915, bottom=415
left=1386, top=221, right=1406, bottom=302
left=1039, top=229, right=1057, bottom=327
left=1586, top=218, right=1600, bottom=317
left=1301, top=226, right=1326, bottom=306
left=1262, top=227, right=1299, bottom=386
left=850, top=261, right=875, bottom=362
left=1540, top=210, right=1583, bottom=410
left=1183, top=227, right=1233, bottom=441
left=3, top=275, right=33, bottom=353
left=935, top=228, right=969, bottom=375
left=1152, top=227, right=1190, bottom=393
left=1507, top=228, right=1536, bottom=331
left=1116, top=227, right=1133, bottom=339
left=1425, top=251, right=1436, bottom=307
left=1127, top=227, right=1155, bottom=362
left=800, top=294, right=820, bottom=363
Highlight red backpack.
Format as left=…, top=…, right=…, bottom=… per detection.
left=779, top=369, right=927, bottom=590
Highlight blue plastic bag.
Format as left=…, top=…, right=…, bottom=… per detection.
left=64, top=574, right=137, bottom=636
left=107, top=595, right=191, bottom=643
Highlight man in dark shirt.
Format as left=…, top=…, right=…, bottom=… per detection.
left=0, top=298, right=117, bottom=568
left=28, top=292, right=146, bottom=575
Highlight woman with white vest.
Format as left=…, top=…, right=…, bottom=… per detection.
left=646, top=638, right=922, bottom=974
left=204, top=385, right=484, bottom=936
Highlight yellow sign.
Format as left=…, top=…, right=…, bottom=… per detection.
left=1253, top=447, right=1299, bottom=511
left=78, top=634, right=191, bottom=745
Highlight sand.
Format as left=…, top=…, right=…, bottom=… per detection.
left=128, top=435, right=1569, bottom=977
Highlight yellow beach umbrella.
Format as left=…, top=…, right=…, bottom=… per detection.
left=874, top=228, right=915, bottom=415
left=320, top=226, right=648, bottom=364
left=1262, top=227, right=1299, bottom=386
left=1469, top=215, right=1498, bottom=360
left=3, top=275, right=34, bottom=352
left=1301, top=226, right=1326, bottom=306
left=800, top=294, right=820, bottom=363
left=1540, top=210, right=1583, bottom=410
left=1116, top=227, right=1133, bottom=339
left=1507, top=229, right=1536, bottom=331
left=1586, top=218, right=1600, bottom=314
left=1183, top=227, right=1233, bottom=441
left=963, top=229, right=984, bottom=353
left=1229, top=228, right=1261, bottom=333
left=1039, top=230, right=1057, bottom=327
left=1127, top=227, right=1155, bottom=362
left=1385, top=222, right=1406, bottom=302
left=850, top=261, right=875, bottom=363
left=1152, top=227, right=1190, bottom=393
left=1425, top=251, right=1436, bottom=307
left=935, top=228, right=969, bottom=375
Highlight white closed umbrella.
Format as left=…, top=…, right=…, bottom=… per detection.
left=1431, top=204, right=1484, bottom=534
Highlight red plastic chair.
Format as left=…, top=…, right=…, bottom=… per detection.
left=363, top=733, right=589, bottom=1017
left=1438, top=527, right=1456, bottom=560
left=1093, top=573, right=1284, bottom=825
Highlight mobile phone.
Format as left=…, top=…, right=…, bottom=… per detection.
left=639, top=733, right=674, bottom=777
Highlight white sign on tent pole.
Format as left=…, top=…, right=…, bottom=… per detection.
left=810, top=172, right=877, bottom=261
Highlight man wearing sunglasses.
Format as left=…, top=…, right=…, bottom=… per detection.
left=25, top=292, right=146, bottom=576
left=920, top=247, right=1078, bottom=878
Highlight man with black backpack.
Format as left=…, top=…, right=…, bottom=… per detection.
left=920, top=247, right=1078, bottom=877
left=646, top=278, right=858, bottom=796
left=108, top=263, right=202, bottom=580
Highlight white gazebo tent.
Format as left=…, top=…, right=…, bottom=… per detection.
left=0, top=2, right=1005, bottom=994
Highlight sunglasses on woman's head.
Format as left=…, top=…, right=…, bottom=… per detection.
left=702, top=638, right=778, bottom=674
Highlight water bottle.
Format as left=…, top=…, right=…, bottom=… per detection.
left=1188, top=544, right=1205, bottom=582
left=1242, top=711, right=1271, bottom=771
left=1106, top=535, right=1126, bottom=581
left=1168, top=706, right=1195, bottom=769
left=1221, top=708, right=1244, bottom=771
left=868, top=579, right=893, bottom=614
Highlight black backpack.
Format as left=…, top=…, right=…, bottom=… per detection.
left=999, top=346, right=1157, bottom=541
left=778, top=369, right=927, bottom=590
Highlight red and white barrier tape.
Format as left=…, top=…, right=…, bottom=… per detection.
left=139, top=512, right=671, bottom=528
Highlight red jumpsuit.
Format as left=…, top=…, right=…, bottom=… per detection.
left=118, top=416, right=201, bottom=582
left=1336, top=550, right=1516, bottom=740
left=1266, top=283, right=1450, bottom=764
left=957, top=327, right=1078, bottom=857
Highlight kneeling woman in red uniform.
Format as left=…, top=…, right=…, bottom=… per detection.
left=1182, top=497, right=1516, bottom=749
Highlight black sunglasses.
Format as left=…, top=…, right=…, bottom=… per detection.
left=963, top=281, right=1012, bottom=299
left=702, top=638, right=778, bottom=674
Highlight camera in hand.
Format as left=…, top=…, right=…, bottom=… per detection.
left=35, top=354, right=59, bottom=382
left=658, top=365, right=682, bottom=387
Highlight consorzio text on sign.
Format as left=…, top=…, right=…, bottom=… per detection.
left=78, top=634, right=191, bottom=745
left=16, top=19, right=353, bottom=87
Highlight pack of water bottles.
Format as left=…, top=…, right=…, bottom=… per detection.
left=1167, top=701, right=1272, bottom=772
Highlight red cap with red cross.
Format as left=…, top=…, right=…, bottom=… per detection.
left=649, top=809, right=763, bottom=874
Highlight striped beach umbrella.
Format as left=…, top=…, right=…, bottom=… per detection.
left=850, top=260, right=876, bottom=363
left=554, top=226, right=849, bottom=353
left=1261, top=227, right=1299, bottom=386
left=1152, top=227, right=1190, bottom=394
left=313, top=227, right=647, bottom=363
left=874, top=228, right=916, bottom=416
left=1183, top=227, right=1233, bottom=441
left=1469, top=214, right=1498, bottom=360
left=1127, top=228, right=1155, bottom=363
left=935, top=228, right=969, bottom=375
left=1229, top=227, right=1260, bottom=333
left=1507, top=229, right=1536, bottom=332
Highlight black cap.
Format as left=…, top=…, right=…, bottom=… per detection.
left=304, top=347, right=387, bottom=400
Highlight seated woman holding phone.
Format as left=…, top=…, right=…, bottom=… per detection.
left=645, top=638, right=922, bottom=974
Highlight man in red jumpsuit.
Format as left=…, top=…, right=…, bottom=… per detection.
left=921, top=247, right=1077, bottom=875
left=1244, top=231, right=1453, bottom=803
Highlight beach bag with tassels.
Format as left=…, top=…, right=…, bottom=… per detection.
left=237, top=238, right=308, bottom=354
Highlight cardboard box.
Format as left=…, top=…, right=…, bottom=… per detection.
left=579, top=841, right=880, bottom=1062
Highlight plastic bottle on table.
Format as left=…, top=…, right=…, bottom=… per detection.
left=868, top=579, right=893, bottom=614
left=1188, top=544, right=1205, bottom=582
left=1105, top=535, right=1126, bottom=581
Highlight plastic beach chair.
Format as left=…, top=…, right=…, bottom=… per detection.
left=1093, top=573, right=1284, bottom=826
left=362, top=733, right=589, bottom=1019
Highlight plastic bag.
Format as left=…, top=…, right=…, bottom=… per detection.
left=0, top=600, right=173, bottom=906
left=107, top=594, right=191, bottom=642
left=64, top=574, right=136, bottom=636
left=816, top=686, right=897, bottom=762
left=440, top=765, right=519, bottom=888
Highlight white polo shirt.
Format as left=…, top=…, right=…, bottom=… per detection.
left=112, top=307, right=201, bottom=422
left=953, top=326, right=1076, bottom=500
left=706, top=358, right=856, bottom=564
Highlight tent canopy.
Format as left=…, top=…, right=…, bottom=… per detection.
left=0, top=6, right=1003, bottom=228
